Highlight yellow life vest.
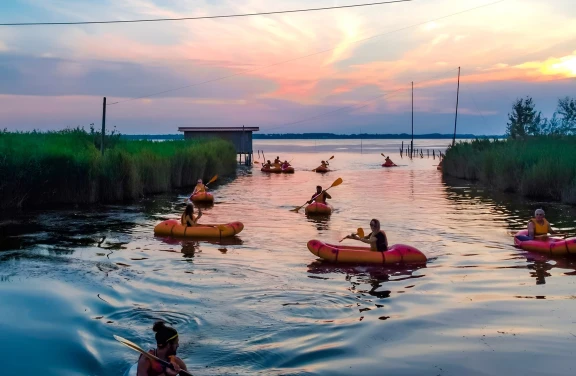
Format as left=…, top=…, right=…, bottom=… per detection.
left=530, top=218, right=549, bottom=236
left=195, top=183, right=206, bottom=193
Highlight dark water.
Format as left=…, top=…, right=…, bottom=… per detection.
left=1, top=139, right=576, bottom=376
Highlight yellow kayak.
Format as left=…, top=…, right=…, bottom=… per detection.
left=154, top=219, right=244, bottom=238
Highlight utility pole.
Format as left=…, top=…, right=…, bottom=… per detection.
left=411, top=81, right=414, bottom=158
left=101, top=97, right=106, bottom=155
left=452, top=67, right=461, bottom=147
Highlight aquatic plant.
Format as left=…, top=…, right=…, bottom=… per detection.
left=0, top=129, right=237, bottom=208
left=443, top=136, right=576, bottom=204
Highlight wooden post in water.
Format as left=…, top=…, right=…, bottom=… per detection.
left=101, top=97, right=106, bottom=155
left=411, top=81, right=414, bottom=159
left=452, top=67, right=461, bottom=147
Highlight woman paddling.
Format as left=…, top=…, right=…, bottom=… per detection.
left=515, top=208, right=556, bottom=241
left=181, top=203, right=202, bottom=227
left=136, top=321, right=187, bottom=376
left=348, top=219, right=388, bottom=252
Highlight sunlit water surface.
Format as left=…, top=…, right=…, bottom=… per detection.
left=1, top=139, right=576, bottom=376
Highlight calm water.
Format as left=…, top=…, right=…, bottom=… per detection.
left=1, top=139, right=576, bottom=376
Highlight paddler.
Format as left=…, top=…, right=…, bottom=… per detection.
left=384, top=156, right=396, bottom=166
left=516, top=208, right=556, bottom=241
left=320, top=160, right=329, bottom=168
left=281, top=160, right=291, bottom=169
left=192, top=179, right=206, bottom=196
left=307, top=185, right=331, bottom=205
left=274, top=156, right=281, bottom=165
left=136, top=321, right=187, bottom=376
left=263, top=160, right=272, bottom=168
left=348, top=218, right=388, bottom=252
left=181, top=203, right=202, bottom=227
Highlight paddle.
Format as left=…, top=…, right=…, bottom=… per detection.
left=114, top=335, right=193, bottom=376
left=291, top=177, right=343, bottom=213
left=312, top=155, right=334, bottom=171
left=339, top=227, right=365, bottom=242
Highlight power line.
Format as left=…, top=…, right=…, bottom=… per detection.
left=107, top=0, right=506, bottom=105
left=264, top=67, right=460, bottom=132
left=0, top=0, right=412, bottom=26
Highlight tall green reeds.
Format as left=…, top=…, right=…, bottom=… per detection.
left=0, top=129, right=237, bottom=208
left=443, top=137, right=576, bottom=204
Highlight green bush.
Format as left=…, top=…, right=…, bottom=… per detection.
left=0, top=129, right=237, bottom=208
left=444, top=136, right=576, bottom=203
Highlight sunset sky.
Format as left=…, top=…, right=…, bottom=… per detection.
left=0, top=0, right=575, bottom=134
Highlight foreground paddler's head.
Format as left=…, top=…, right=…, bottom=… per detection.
left=535, top=208, right=545, bottom=219
left=153, top=321, right=179, bottom=354
left=185, top=203, right=194, bottom=216
left=370, top=219, right=381, bottom=231
left=197, top=179, right=203, bottom=184
left=316, top=185, right=322, bottom=193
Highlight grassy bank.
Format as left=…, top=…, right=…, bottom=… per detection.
left=443, top=137, right=576, bottom=204
left=0, top=129, right=237, bottom=209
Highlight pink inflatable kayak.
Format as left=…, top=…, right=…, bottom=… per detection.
left=514, top=230, right=576, bottom=255
left=307, top=240, right=427, bottom=264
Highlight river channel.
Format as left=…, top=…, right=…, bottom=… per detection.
left=1, top=139, right=575, bottom=376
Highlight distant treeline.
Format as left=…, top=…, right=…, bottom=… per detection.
left=1, top=128, right=236, bottom=209
left=121, top=133, right=505, bottom=140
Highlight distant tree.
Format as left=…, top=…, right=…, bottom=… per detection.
left=506, top=97, right=543, bottom=138
left=556, top=96, right=576, bottom=135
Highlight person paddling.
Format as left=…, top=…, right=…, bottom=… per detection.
left=263, top=160, right=272, bottom=169
left=307, top=185, right=331, bottom=205
left=281, top=160, right=291, bottom=169
left=348, top=219, right=388, bottom=252
left=320, top=160, right=329, bottom=168
left=274, top=156, right=281, bottom=165
left=192, top=179, right=206, bottom=196
left=181, top=203, right=202, bottom=227
left=516, top=209, right=556, bottom=241
left=136, top=321, right=187, bottom=376
left=384, top=156, right=396, bottom=166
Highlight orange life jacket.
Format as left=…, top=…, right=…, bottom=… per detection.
left=530, top=218, right=549, bottom=236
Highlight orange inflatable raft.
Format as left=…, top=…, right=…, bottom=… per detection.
left=382, top=162, right=397, bottom=167
left=154, top=219, right=243, bottom=238
left=261, top=166, right=294, bottom=173
left=305, top=202, right=332, bottom=215
left=514, top=230, right=576, bottom=255
left=307, top=240, right=427, bottom=264
left=190, top=192, right=214, bottom=202
left=315, top=166, right=329, bottom=173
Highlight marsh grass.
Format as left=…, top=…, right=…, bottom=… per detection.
left=443, top=137, right=576, bottom=204
left=0, top=129, right=237, bottom=208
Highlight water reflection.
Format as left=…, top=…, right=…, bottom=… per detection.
left=3, top=140, right=576, bottom=376
left=305, top=215, right=331, bottom=231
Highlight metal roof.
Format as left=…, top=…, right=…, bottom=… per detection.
left=178, top=126, right=259, bottom=132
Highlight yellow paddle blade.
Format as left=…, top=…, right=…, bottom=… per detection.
left=357, top=228, right=365, bottom=238
left=330, top=177, right=343, bottom=188
left=208, top=175, right=218, bottom=184
left=329, top=155, right=334, bottom=160
left=114, top=335, right=150, bottom=356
